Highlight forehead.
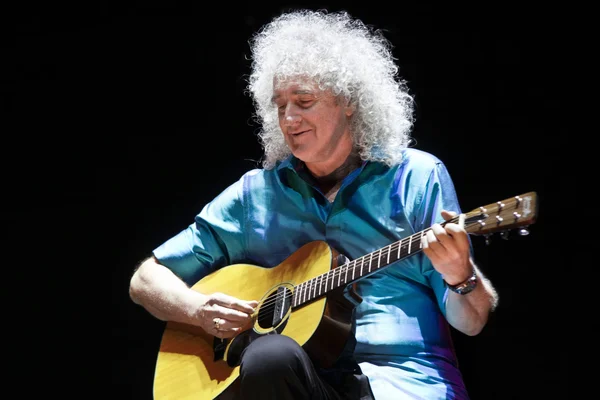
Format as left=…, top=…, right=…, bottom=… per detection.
left=272, top=77, right=329, bottom=101
left=274, top=75, right=323, bottom=91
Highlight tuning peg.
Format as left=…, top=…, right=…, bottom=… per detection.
left=484, top=234, right=492, bottom=245
left=500, top=231, right=510, bottom=240
left=518, top=226, right=530, bottom=236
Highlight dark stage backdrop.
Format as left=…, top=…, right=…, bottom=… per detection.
left=9, top=2, right=572, bottom=399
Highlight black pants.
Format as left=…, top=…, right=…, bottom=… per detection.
left=225, top=334, right=374, bottom=400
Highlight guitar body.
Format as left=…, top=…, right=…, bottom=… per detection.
left=153, top=240, right=360, bottom=400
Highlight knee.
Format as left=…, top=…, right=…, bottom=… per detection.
left=239, top=334, right=304, bottom=379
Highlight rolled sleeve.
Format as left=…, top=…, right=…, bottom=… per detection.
left=152, top=177, right=246, bottom=286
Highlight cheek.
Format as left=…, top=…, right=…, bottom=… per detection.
left=323, top=114, right=347, bottom=137
left=277, top=115, right=287, bottom=132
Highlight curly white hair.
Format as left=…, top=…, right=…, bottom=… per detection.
left=246, top=9, right=415, bottom=169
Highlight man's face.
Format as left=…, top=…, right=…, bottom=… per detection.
left=272, top=78, right=354, bottom=167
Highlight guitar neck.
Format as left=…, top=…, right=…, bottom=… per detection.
left=291, top=191, right=538, bottom=308
left=291, top=228, right=429, bottom=308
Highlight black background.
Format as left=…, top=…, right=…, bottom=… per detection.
left=8, top=2, right=575, bottom=399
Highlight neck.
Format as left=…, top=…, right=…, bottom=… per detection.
left=314, top=151, right=361, bottom=182
left=305, top=151, right=362, bottom=197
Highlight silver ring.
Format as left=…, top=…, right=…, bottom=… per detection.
left=213, top=317, right=221, bottom=330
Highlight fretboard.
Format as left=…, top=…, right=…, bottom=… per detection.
left=292, top=228, right=430, bottom=308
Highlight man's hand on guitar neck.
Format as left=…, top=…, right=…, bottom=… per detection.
left=420, top=210, right=472, bottom=285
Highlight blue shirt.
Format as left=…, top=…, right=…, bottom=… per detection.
left=153, top=148, right=470, bottom=399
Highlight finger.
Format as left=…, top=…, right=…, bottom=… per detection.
left=211, top=317, right=252, bottom=339
left=212, top=326, right=240, bottom=339
left=426, top=230, right=436, bottom=244
left=421, top=232, right=439, bottom=263
left=445, top=224, right=470, bottom=254
left=441, top=210, right=458, bottom=221
left=420, top=232, right=429, bottom=250
left=430, top=223, right=450, bottom=244
left=212, top=317, right=245, bottom=332
left=423, top=230, right=444, bottom=255
left=212, top=304, right=254, bottom=322
left=212, top=293, right=257, bottom=314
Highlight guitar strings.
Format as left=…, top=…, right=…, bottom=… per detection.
left=255, top=197, right=526, bottom=317
left=254, top=217, right=467, bottom=314
left=254, top=222, right=447, bottom=315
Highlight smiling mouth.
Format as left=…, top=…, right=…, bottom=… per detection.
left=290, top=130, right=309, bottom=136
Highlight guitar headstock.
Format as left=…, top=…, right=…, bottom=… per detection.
left=463, top=192, right=538, bottom=237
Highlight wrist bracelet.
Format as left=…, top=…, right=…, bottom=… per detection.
left=445, top=269, right=477, bottom=295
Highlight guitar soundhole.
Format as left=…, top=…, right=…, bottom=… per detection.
left=257, top=284, right=293, bottom=330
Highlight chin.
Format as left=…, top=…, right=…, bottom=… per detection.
left=291, top=152, right=318, bottom=164
left=289, top=146, right=313, bottom=162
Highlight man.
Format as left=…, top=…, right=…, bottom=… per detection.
left=129, top=9, right=499, bottom=400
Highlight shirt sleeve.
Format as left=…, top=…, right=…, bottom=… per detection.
left=411, top=158, right=471, bottom=317
left=152, top=177, right=246, bottom=286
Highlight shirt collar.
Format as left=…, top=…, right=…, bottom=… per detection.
left=276, top=154, right=369, bottom=181
left=276, top=154, right=305, bottom=176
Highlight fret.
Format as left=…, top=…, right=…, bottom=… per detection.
left=319, top=274, right=323, bottom=294
left=386, top=245, right=390, bottom=265
left=318, top=276, right=322, bottom=297
left=317, top=275, right=321, bottom=294
left=304, top=280, right=309, bottom=302
left=302, top=282, right=307, bottom=303
left=345, top=263, right=349, bottom=283
left=295, top=283, right=300, bottom=306
left=329, top=270, right=334, bottom=291
left=315, top=275, right=327, bottom=297
left=317, top=277, right=321, bottom=298
left=306, top=282, right=310, bottom=303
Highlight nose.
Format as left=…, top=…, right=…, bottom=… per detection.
left=283, top=114, right=302, bottom=127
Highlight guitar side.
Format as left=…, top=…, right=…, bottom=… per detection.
left=153, top=240, right=338, bottom=400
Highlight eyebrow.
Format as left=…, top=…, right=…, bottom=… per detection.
left=271, top=89, right=315, bottom=103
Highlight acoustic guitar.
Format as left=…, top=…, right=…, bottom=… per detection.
left=152, top=192, right=538, bottom=399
